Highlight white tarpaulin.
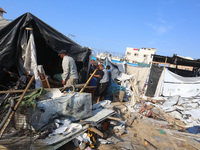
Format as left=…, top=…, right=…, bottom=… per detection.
left=18, top=30, right=42, bottom=88
left=162, top=69, right=200, bottom=97
left=24, top=31, right=42, bottom=89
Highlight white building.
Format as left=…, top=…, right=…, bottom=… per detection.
left=0, top=8, right=9, bottom=30
left=125, top=47, right=157, bottom=64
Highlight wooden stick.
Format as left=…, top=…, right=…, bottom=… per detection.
left=59, top=84, right=96, bottom=90
left=89, top=127, right=104, bottom=137
left=151, top=61, right=170, bottom=65
left=0, top=76, right=35, bottom=138
left=164, top=57, right=168, bottom=70
left=41, top=67, right=50, bottom=88
left=107, top=116, right=122, bottom=121
left=0, top=89, right=32, bottom=94
left=80, top=69, right=97, bottom=93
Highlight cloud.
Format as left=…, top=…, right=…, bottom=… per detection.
left=147, top=23, right=173, bottom=35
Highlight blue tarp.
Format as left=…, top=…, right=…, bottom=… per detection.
left=107, top=79, right=126, bottom=97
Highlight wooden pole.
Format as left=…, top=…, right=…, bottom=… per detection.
left=164, top=57, right=168, bottom=70
left=0, top=76, right=35, bottom=138
left=0, top=89, right=32, bottom=94
left=42, top=67, right=50, bottom=88
left=80, top=69, right=97, bottom=93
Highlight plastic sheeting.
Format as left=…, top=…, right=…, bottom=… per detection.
left=145, top=64, right=164, bottom=97
left=0, top=12, right=91, bottom=81
left=162, top=69, right=200, bottom=97
left=28, top=92, right=92, bottom=130
left=107, top=79, right=126, bottom=97
left=126, top=64, right=150, bottom=90
left=24, top=31, right=42, bottom=88
left=105, top=57, right=125, bottom=80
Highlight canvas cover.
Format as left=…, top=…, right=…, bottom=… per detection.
left=162, top=69, right=200, bottom=97
left=0, top=12, right=91, bottom=82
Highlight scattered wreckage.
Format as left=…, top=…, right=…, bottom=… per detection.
left=1, top=54, right=200, bottom=150
left=0, top=12, right=200, bottom=150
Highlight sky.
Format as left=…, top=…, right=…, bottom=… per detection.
left=1, top=0, right=200, bottom=58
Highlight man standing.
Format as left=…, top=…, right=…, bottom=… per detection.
left=106, top=65, right=111, bottom=85
left=58, top=50, right=78, bottom=86
left=94, top=64, right=109, bottom=103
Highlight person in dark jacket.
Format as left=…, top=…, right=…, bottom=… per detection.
left=106, top=65, right=111, bottom=85
left=94, top=64, right=109, bottom=103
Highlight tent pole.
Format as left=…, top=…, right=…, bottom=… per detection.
left=164, top=57, right=168, bottom=70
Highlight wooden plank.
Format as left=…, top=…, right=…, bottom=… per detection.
left=89, top=127, right=104, bottom=137
left=0, top=89, right=32, bottom=94
left=164, top=57, right=168, bottom=70
left=107, top=116, right=122, bottom=121
left=41, top=67, right=50, bottom=88
left=80, top=69, right=97, bottom=92
left=152, top=61, right=170, bottom=65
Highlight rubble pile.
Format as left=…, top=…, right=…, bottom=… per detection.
left=0, top=61, right=200, bottom=150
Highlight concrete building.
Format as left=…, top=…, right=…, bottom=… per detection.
left=0, top=8, right=6, bottom=17
left=0, top=8, right=9, bottom=30
left=125, top=47, right=157, bottom=64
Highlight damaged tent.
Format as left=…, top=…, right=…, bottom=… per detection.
left=146, top=54, right=200, bottom=97
left=0, top=12, right=91, bottom=87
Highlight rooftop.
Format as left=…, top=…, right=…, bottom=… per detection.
left=0, top=8, right=6, bottom=13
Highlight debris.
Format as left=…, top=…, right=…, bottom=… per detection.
left=113, top=124, right=125, bottom=136
left=98, top=138, right=112, bottom=144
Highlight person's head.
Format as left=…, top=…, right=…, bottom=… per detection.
left=98, top=64, right=104, bottom=70
left=106, top=65, right=110, bottom=70
left=58, top=50, right=67, bottom=58
left=91, top=59, right=95, bottom=65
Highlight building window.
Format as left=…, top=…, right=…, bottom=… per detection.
left=144, top=54, right=148, bottom=58
left=134, top=53, right=138, bottom=56
left=127, top=52, right=131, bottom=55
